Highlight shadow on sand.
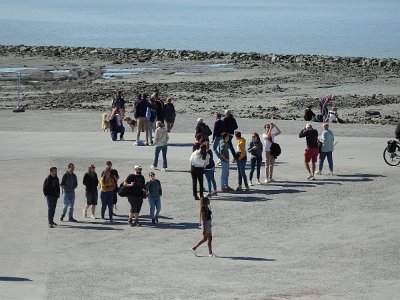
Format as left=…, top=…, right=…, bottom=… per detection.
left=218, top=256, right=276, bottom=262
left=0, top=277, right=32, bottom=282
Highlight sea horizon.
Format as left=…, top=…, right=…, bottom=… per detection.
left=0, top=0, right=399, bottom=59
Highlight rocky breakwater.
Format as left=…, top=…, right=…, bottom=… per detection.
left=1, top=45, right=400, bottom=73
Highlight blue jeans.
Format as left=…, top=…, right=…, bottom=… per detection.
left=111, top=125, right=125, bottom=141
left=47, top=196, right=58, bottom=224
left=221, top=160, right=229, bottom=189
left=319, top=151, right=333, bottom=172
left=236, top=159, right=248, bottom=186
left=213, top=137, right=221, bottom=159
left=249, top=156, right=262, bottom=181
left=148, top=196, right=161, bottom=218
left=204, top=168, right=217, bottom=193
left=62, top=192, right=75, bottom=218
left=101, top=191, right=114, bottom=220
left=153, top=145, right=168, bottom=168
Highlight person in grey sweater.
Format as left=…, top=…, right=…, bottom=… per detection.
left=151, top=121, right=169, bottom=171
left=60, top=163, right=78, bottom=222
left=145, top=172, right=163, bottom=224
left=316, top=123, right=335, bottom=175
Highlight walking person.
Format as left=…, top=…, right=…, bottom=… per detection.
left=145, top=172, right=163, bottom=224
left=124, top=166, right=146, bottom=227
left=212, top=112, right=225, bottom=164
left=146, top=96, right=157, bottom=145
left=191, top=197, right=215, bottom=257
left=190, top=143, right=210, bottom=200
left=222, top=110, right=238, bottom=158
left=43, top=167, right=60, bottom=228
left=195, top=118, right=212, bottom=142
left=151, top=121, right=169, bottom=171
left=153, top=90, right=165, bottom=124
left=99, top=168, right=116, bottom=223
left=60, top=163, right=78, bottom=222
left=248, top=133, right=263, bottom=185
left=262, top=123, right=281, bottom=183
left=235, top=131, right=249, bottom=191
left=204, top=142, right=218, bottom=197
left=316, top=123, right=335, bottom=175
left=220, top=132, right=234, bottom=192
left=164, top=97, right=176, bottom=133
left=82, top=164, right=99, bottom=219
left=299, top=123, right=319, bottom=180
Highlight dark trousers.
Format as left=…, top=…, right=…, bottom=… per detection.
left=47, top=196, right=58, bottom=224
left=227, top=136, right=236, bottom=158
left=249, top=156, right=262, bottom=181
left=101, top=191, right=114, bottom=220
left=111, top=126, right=125, bottom=141
left=191, top=166, right=204, bottom=198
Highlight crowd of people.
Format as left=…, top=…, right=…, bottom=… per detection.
left=42, top=92, right=347, bottom=258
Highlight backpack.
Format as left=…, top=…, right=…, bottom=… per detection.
left=270, top=142, right=281, bottom=158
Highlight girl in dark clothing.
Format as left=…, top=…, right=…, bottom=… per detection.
left=248, top=133, right=263, bottom=185
left=204, top=142, right=217, bottom=197
left=189, top=143, right=209, bottom=200
left=191, top=197, right=215, bottom=257
left=82, top=164, right=99, bottom=219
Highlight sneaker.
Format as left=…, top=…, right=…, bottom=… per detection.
left=161, top=168, right=167, bottom=172
left=51, top=222, right=58, bottom=226
left=264, top=178, right=269, bottom=183
left=236, top=186, right=242, bottom=191
left=209, top=253, right=216, bottom=258
left=128, top=218, right=133, bottom=226
left=245, top=185, right=250, bottom=191
left=194, top=196, right=200, bottom=200
left=315, top=171, right=322, bottom=175
left=329, top=171, right=335, bottom=176
left=69, top=218, right=78, bottom=223
left=59, top=214, right=65, bottom=222
left=207, top=193, right=213, bottom=197
left=133, top=220, right=138, bottom=227
left=257, top=180, right=262, bottom=185
left=90, top=215, right=95, bottom=219
left=150, top=165, right=155, bottom=169
left=48, top=223, right=54, bottom=228
left=269, top=178, right=275, bottom=182
left=152, top=218, right=156, bottom=224
left=191, top=248, right=197, bottom=256
left=155, top=217, right=159, bottom=223
left=132, top=142, right=138, bottom=146
left=83, top=209, right=87, bottom=218
left=227, top=186, right=235, bottom=192
left=306, top=174, right=314, bottom=180
left=211, top=191, right=218, bottom=196
left=221, top=188, right=230, bottom=193
left=249, top=181, right=254, bottom=186
left=120, top=137, right=125, bottom=141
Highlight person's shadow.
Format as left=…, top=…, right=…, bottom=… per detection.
left=0, top=277, right=32, bottom=282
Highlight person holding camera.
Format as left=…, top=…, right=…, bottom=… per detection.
left=262, top=123, right=281, bottom=183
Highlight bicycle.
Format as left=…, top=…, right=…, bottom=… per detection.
left=383, top=139, right=400, bottom=166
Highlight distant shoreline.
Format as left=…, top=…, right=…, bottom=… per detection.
left=1, top=44, right=400, bottom=70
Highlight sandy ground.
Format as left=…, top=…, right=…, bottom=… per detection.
left=0, top=111, right=399, bottom=300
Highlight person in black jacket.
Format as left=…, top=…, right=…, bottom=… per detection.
left=82, top=164, right=99, bottom=219
left=43, top=167, right=60, bottom=228
left=109, top=108, right=125, bottom=141
left=395, top=121, right=400, bottom=140
left=212, top=113, right=225, bottom=161
left=195, top=118, right=212, bottom=142
left=124, top=166, right=146, bottom=227
left=222, top=110, right=238, bottom=158
left=60, top=163, right=78, bottom=222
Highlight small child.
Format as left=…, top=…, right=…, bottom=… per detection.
left=328, top=107, right=344, bottom=123
left=191, top=197, right=215, bottom=258
left=145, top=172, right=162, bottom=224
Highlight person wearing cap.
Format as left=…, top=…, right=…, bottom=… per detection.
left=101, top=161, right=119, bottom=214
left=195, top=118, right=212, bottom=142
left=151, top=121, right=169, bottom=171
left=82, top=164, right=99, bottom=219
left=222, top=110, right=238, bottom=158
left=124, top=166, right=146, bottom=227
left=299, top=123, right=319, bottom=180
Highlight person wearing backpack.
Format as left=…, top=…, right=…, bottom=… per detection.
left=262, top=123, right=281, bottom=183
left=316, top=123, right=335, bottom=175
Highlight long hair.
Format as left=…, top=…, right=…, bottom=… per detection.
left=199, top=143, right=208, bottom=160
left=199, top=197, right=210, bottom=219
left=252, top=132, right=261, bottom=143
left=101, top=169, right=110, bottom=185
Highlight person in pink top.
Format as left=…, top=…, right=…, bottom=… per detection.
left=262, top=123, right=281, bottom=183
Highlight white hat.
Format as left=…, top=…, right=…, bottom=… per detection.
left=134, top=165, right=142, bottom=169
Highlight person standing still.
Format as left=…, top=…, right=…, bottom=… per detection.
left=43, top=167, right=60, bottom=228
left=262, top=123, right=281, bottom=183
left=99, top=168, right=116, bottom=223
left=204, top=142, right=218, bottom=197
left=299, top=123, right=319, bottom=180
left=124, top=166, right=146, bottom=227
left=316, top=123, right=335, bottom=175
left=133, top=93, right=149, bottom=145
left=212, top=113, right=225, bottom=164
left=82, top=164, right=99, bottom=219
left=164, top=97, right=176, bottom=133
left=191, top=197, right=215, bottom=258
left=151, top=121, right=169, bottom=171
left=145, top=172, right=163, bottom=224
left=222, top=110, right=239, bottom=159
left=248, top=133, right=263, bottom=185
left=235, top=131, right=249, bottom=191
left=220, top=132, right=233, bottom=192
left=190, top=143, right=210, bottom=200
left=60, top=163, right=78, bottom=222
left=102, top=161, right=119, bottom=215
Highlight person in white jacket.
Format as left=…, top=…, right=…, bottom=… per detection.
left=151, top=121, right=169, bottom=171
left=190, top=143, right=210, bottom=200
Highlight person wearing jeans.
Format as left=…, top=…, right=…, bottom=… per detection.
left=60, top=163, right=78, bottom=222
left=99, top=169, right=116, bottom=223
left=248, top=133, right=263, bottom=185
left=152, top=121, right=169, bottom=171
left=43, top=167, right=60, bottom=228
left=146, top=172, right=163, bottom=224
left=235, top=131, right=249, bottom=191
left=219, top=132, right=233, bottom=192
left=204, top=142, right=217, bottom=196
left=212, top=112, right=225, bottom=162
left=317, top=123, right=335, bottom=175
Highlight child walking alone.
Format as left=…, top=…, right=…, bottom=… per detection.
left=191, top=197, right=215, bottom=257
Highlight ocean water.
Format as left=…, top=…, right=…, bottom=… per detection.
left=0, top=0, right=399, bottom=58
